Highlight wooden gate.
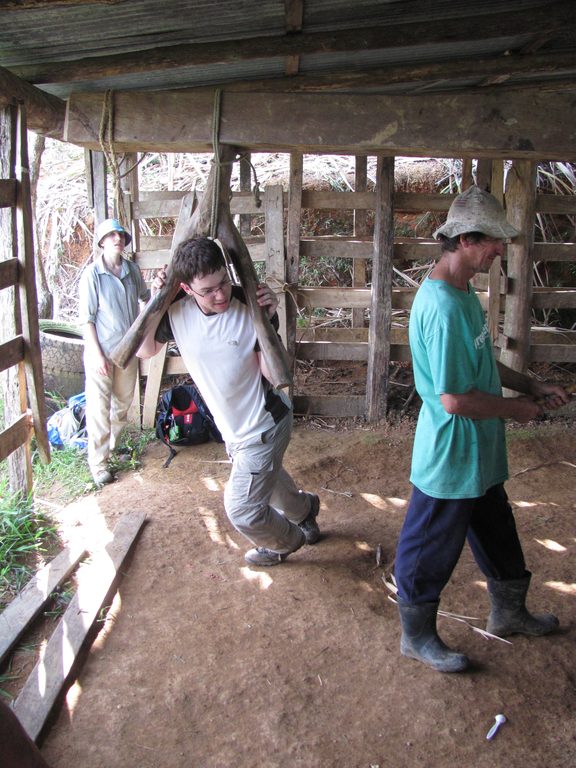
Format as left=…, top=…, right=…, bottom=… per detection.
left=0, top=102, right=50, bottom=492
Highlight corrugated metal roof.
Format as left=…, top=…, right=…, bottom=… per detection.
left=0, top=0, right=574, bottom=99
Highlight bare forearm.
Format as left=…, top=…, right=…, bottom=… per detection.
left=440, top=389, right=540, bottom=422
left=136, top=333, right=164, bottom=359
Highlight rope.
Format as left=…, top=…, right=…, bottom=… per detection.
left=238, top=152, right=262, bottom=209
left=98, top=89, right=127, bottom=226
left=210, top=89, right=223, bottom=239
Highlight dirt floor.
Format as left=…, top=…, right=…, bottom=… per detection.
left=19, top=408, right=576, bottom=767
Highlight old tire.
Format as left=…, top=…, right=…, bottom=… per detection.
left=39, top=320, right=85, bottom=402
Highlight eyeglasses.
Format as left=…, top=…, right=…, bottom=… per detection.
left=188, top=275, right=231, bottom=298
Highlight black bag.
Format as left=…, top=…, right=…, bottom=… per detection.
left=156, top=384, right=222, bottom=466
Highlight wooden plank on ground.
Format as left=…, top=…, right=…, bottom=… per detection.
left=0, top=544, right=86, bottom=665
left=12, top=510, right=147, bottom=742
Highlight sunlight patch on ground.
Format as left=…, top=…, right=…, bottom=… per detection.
left=512, top=499, right=560, bottom=509
left=65, top=680, right=83, bottom=720
left=360, top=493, right=407, bottom=511
left=202, top=476, right=221, bottom=492
left=51, top=495, right=113, bottom=550
left=535, top=538, right=567, bottom=552
left=92, top=590, right=123, bottom=651
left=198, top=507, right=225, bottom=544
left=240, top=567, right=273, bottom=590
left=512, top=500, right=539, bottom=508
left=545, top=581, right=576, bottom=595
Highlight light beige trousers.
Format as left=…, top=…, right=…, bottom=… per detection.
left=84, top=354, right=137, bottom=478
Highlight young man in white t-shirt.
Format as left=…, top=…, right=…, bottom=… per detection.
left=138, top=236, right=321, bottom=566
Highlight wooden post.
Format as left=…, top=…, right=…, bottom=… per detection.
left=476, top=158, right=493, bottom=191
left=352, top=156, right=368, bottom=328
left=119, top=153, right=142, bottom=426
left=87, top=150, right=108, bottom=228
left=500, top=160, right=537, bottom=373
left=286, top=152, right=303, bottom=371
left=265, top=184, right=287, bottom=345
left=461, top=158, right=474, bottom=190
left=488, top=160, right=505, bottom=341
left=366, top=156, right=394, bottom=422
left=239, top=153, right=252, bottom=238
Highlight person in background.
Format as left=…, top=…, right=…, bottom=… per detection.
left=137, top=236, right=321, bottom=566
left=394, top=186, right=570, bottom=673
left=79, top=218, right=150, bottom=486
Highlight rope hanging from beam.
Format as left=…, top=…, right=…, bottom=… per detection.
left=98, top=89, right=127, bottom=226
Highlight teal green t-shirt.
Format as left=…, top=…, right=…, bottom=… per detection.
left=409, top=278, right=508, bottom=499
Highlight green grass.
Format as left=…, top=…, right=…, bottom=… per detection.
left=1, top=424, right=156, bottom=608
left=0, top=482, right=59, bottom=606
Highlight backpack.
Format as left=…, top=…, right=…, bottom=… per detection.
left=155, top=384, right=222, bottom=467
left=47, top=392, right=88, bottom=451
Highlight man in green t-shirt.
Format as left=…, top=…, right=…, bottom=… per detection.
left=394, top=186, right=570, bottom=673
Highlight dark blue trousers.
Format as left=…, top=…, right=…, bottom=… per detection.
left=395, top=484, right=527, bottom=604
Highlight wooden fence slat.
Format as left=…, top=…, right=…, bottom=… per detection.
left=529, top=344, right=576, bottom=362
left=293, top=395, right=365, bottom=418
left=532, top=243, right=576, bottom=262
left=12, top=510, right=147, bottom=742
left=0, top=178, right=17, bottom=207
left=0, top=412, right=32, bottom=464
left=0, top=544, right=87, bottom=665
left=531, top=288, right=576, bottom=308
left=0, top=257, right=19, bottom=290
left=131, top=191, right=263, bottom=219
left=295, top=340, right=411, bottom=362
left=0, top=335, right=24, bottom=373
left=141, top=344, right=167, bottom=427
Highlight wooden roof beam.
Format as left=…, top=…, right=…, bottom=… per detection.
left=64, top=87, right=576, bottom=159
left=0, top=67, right=65, bottom=138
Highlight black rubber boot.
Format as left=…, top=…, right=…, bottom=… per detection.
left=398, top=599, right=469, bottom=673
left=486, top=574, right=559, bottom=637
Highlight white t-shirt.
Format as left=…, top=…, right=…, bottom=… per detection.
left=157, top=288, right=290, bottom=444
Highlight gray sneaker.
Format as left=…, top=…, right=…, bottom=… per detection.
left=245, top=531, right=305, bottom=566
left=93, top=469, right=114, bottom=487
left=298, top=493, right=321, bottom=544
left=244, top=547, right=288, bottom=566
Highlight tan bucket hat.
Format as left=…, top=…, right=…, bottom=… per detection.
left=433, top=186, right=520, bottom=240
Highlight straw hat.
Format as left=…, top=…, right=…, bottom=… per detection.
left=433, top=186, right=520, bottom=240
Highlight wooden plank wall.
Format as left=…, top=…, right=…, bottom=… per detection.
left=128, top=160, right=576, bottom=422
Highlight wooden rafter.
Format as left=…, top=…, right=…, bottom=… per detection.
left=10, top=3, right=573, bottom=86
